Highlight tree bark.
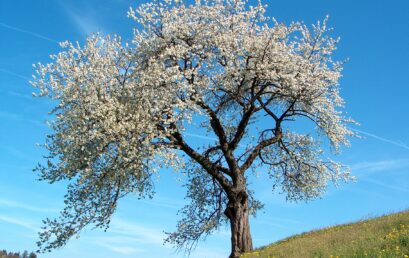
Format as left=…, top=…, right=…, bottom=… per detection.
left=225, top=191, right=253, bottom=258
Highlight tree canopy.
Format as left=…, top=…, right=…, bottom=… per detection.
left=31, top=0, right=355, bottom=257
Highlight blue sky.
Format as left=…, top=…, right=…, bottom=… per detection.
left=0, top=0, right=408, bottom=257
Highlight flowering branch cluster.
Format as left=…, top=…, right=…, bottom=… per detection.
left=32, top=0, right=355, bottom=252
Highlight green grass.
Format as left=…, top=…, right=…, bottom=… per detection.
left=242, top=210, right=409, bottom=258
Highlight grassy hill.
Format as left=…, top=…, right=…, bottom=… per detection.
left=241, top=210, right=409, bottom=258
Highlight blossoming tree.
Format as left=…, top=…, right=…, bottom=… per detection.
left=32, top=0, right=355, bottom=257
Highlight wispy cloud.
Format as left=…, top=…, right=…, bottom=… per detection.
left=8, top=90, right=34, bottom=100
left=1, top=146, right=35, bottom=162
left=0, top=214, right=39, bottom=232
left=0, top=164, right=33, bottom=171
left=345, top=187, right=388, bottom=200
left=139, top=199, right=180, bottom=210
left=362, top=177, right=409, bottom=193
left=0, top=22, right=59, bottom=43
left=349, top=158, right=409, bottom=194
left=0, top=68, right=30, bottom=81
left=109, top=218, right=165, bottom=245
left=67, top=11, right=101, bottom=36
left=0, top=198, right=58, bottom=213
left=59, top=3, right=103, bottom=36
left=104, top=246, right=143, bottom=255
left=87, top=218, right=168, bottom=255
left=92, top=237, right=145, bottom=255
left=0, top=110, right=45, bottom=127
left=135, top=194, right=185, bottom=210
left=347, top=129, right=409, bottom=194
left=352, top=128, right=409, bottom=151
left=350, top=158, right=409, bottom=173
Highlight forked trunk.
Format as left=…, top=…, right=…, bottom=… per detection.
left=225, top=191, right=253, bottom=258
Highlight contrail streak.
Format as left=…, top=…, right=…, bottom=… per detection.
left=0, top=22, right=59, bottom=43
left=352, top=128, right=409, bottom=151
left=0, top=68, right=30, bottom=81
left=184, top=132, right=218, bottom=141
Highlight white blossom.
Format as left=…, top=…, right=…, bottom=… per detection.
left=32, top=0, right=355, bottom=254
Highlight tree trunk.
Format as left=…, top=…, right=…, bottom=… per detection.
left=225, top=191, right=253, bottom=258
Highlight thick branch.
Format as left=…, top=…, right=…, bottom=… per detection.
left=169, top=126, right=233, bottom=193
left=194, top=98, right=228, bottom=146
left=229, top=105, right=255, bottom=150
left=240, top=128, right=282, bottom=172
left=194, top=97, right=240, bottom=176
left=256, top=96, right=279, bottom=121
left=228, top=77, right=274, bottom=151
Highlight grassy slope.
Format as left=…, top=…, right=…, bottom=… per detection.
left=242, top=210, right=409, bottom=258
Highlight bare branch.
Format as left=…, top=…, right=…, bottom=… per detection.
left=240, top=128, right=282, bottom=172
